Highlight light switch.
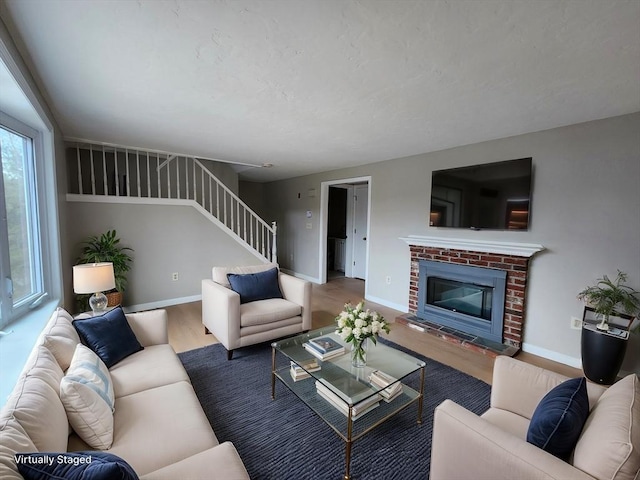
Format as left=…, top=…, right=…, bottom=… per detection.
left=306, top=223, right=312, bottom=229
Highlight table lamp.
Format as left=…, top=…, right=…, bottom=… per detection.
left=73, top=262, right=116, bottom=314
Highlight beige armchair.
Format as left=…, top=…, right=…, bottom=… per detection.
left=430, top=356, right=639, bottom=480
left=202, top=264, right=312, bottom=359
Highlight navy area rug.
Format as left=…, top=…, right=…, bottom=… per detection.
left=178, top=339, right=490, bottom=479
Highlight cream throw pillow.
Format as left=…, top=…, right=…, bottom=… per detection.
left=41, top=307, right=80, bottom=371
left=573, top=373, right=639, bottom=480
left=60, top=344, right=115, bottom=449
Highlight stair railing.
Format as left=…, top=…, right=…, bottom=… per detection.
left=67, top=142, right=276, bottom=263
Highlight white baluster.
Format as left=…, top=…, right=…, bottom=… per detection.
left=236, top=201, right=240, bottom=234
left=250, top=217, right=254, bottom=248
left=125, top=148, right=130, bottom=196
left=200, top=164, right=204, bottom=205
left=146, top=152, right=151, bottom=197
left=115, top=149, right=120, bottom=196
left=156, top=154, right=161, bottom=197
left=167, top=155, right=171, bottom=198
left=271, top=221, right=277, bottom=263
left=136, top=150, right=141, bottom=197
left=224, top=191, right=227, bottom=226
left=177, top=156, right=181, bottom=199
left=209, top=176, right=213, bottom=213
left=243, top=209, right=247, bottom=243
left=216, top=182, right=220, bottom=219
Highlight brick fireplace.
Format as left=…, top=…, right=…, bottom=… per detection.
left=401, top=236, right=544, bottom=352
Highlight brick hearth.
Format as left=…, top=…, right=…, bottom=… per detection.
left=407, top=245, right=531, bottom=349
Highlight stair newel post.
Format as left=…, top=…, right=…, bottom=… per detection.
left=271, top=221, right=277, bottom=264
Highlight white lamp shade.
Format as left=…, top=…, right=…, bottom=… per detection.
left=73, top=262, right=116, bottom=294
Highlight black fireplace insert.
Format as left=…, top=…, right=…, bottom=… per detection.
left=418, top=260, right=507, bottom=343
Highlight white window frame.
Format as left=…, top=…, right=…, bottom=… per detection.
left=0, top=19, right=64, bottom=407
left=0, top=113, right=48, bottom=328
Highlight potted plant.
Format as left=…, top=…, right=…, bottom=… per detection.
left=578, top=270, right=640, bottom=331
left=577, top=270, right=640, bottom=384
left=76, top=230, right=134, bottom=308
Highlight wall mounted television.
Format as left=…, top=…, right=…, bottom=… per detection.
left=429, top=157, right=533, bottom=230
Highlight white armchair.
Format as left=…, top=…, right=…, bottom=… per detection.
left=201, top=264, right=312, bottom=359
left=430, top=356, right=639, bottom=480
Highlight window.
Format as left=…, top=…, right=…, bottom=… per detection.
left=0, top=32, right=62, bottom=406
left=0, top=115, right=45, bottom=329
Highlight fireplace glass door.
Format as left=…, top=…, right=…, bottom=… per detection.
left=426, top=277, right=493, bottom=321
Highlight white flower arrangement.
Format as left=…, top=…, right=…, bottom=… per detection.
left=335, top=301, right=390, bottom=364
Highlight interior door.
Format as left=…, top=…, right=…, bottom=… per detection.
left=352, top=184, right=368, bottom=280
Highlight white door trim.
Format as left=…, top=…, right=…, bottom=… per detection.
left=319, top=176, right=371, bottom=285
left=351, top=184, right=369, bottom=280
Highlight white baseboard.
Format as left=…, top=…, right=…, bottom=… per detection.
left=364, top=294, right=407, bottom=314
left=521, top=342, right=582, bottom=369
left=280, top=269, right=320, bottom=284
left=124, top=294, right=202, bottom=313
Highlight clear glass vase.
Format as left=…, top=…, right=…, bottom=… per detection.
left=351, top=337, right=369, bottom=367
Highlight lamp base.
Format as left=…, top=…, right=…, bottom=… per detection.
left=89, top=292, right=108, bottom=315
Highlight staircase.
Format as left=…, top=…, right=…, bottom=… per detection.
left=65, top=141, right=276, bottom=263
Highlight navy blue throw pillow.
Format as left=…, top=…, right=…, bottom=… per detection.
left=16, top=451, right=138, bottom=480
left=227, top=267, right=283, bottom=304
left=526, top=377, right=590, bottom=460
left=73, top=307, right=143, bottom=368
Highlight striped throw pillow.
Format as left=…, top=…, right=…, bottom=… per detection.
left=60, top=344, right=115, bottom=449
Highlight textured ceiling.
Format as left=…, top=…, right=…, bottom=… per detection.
left=1, top=0, right=639, bottom=182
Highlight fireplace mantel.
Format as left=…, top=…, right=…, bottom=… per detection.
left=400, top=235, right=544, bottom=258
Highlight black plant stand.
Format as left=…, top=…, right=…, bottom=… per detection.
left=581, top=323, right=628, bottom=385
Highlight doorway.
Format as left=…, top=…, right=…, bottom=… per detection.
left=320, top=176, right=371, bottom=287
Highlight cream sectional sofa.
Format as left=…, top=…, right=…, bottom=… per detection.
left=0, top=307, right=250, bottom=479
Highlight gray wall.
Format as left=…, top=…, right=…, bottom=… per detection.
left=66, top=202, right=259, bottom=312
left=264, top=113, right=640, bottom=373
left=239, top=180, right=269, bottom=220
left=202, top=159, right=240, bottom=195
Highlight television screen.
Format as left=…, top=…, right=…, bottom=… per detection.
left=430, top=157, right=532, bottom=230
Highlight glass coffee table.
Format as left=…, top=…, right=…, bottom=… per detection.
left=271, top=326, right=426, bottom=480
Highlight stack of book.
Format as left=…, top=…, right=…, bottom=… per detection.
left=303, top=336, right=346, bottom=361
left=290, top=359, right=321, bottom=382
left=369, top=370, right=403, bottom=403
left=315, top=380, right=380, bottom=420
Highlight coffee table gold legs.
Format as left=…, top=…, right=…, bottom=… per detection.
left=344, top=408, right=353, bottom=480
left=271, top=347, right=276, bottom=400
left=417, top=365, right=425, bottom=424
left=344, top=440, right=352, bottom=480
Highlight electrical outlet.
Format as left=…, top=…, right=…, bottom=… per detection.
left=570, top=317, right=582, bottom=330
left=385, top=276, right=392, bottom=285
left=172, top=272, right=179, bottom=281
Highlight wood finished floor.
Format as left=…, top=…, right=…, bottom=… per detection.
left=165, top=276, right=582, bottom=384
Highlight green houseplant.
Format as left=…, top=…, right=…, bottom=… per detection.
left=76, top=230, right=133, bottom=307
left=577, top=270, right=640, bottom=384
left=577, top=270, right=640, bottom=331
